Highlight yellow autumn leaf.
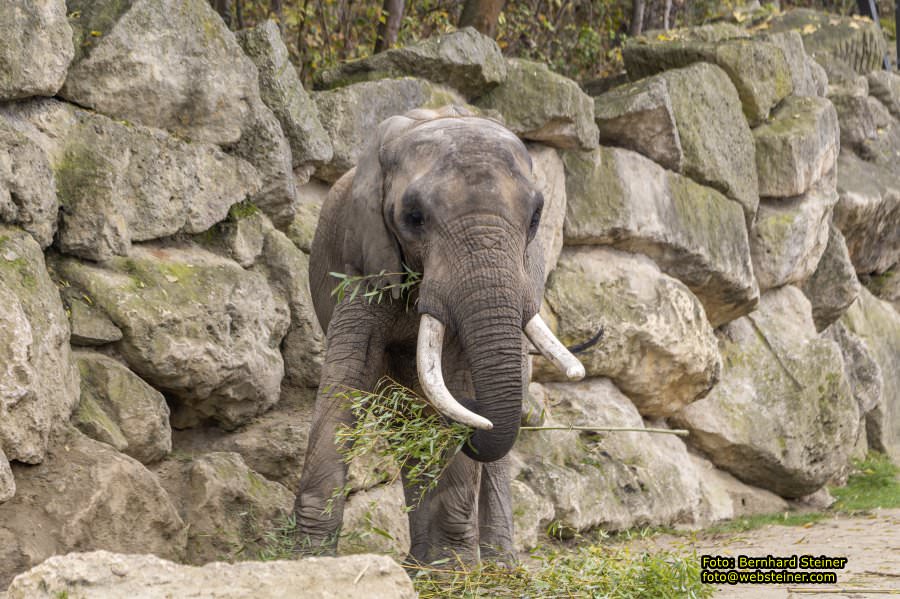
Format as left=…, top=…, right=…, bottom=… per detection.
left=849, top=21, right=861, bottom=29
left=90, top=30, right=102, bottom=37
left=801, top=23, right=818, bottom=34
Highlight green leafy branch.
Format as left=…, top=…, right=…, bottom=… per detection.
left=329, top=264, right=422, bottom=307
left=327, top=377, right=471, bottom=514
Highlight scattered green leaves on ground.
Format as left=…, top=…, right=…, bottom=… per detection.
left=330, top=265, right=421, bottom=307
left=409, top=543, right=713, bottom=599
left=330, top=377, right=470, bottom=511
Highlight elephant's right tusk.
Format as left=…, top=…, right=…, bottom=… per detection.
left=524, top=315, right=586, bottom=381
left=417, top=314, right=494, bottom=431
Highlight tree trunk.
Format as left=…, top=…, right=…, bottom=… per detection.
left=663, top=0, right=672, bottom=30
left=630, top=0, right=646, bottom=36
left=459, top=0, right=506, bottom=39
left=211, top=0, right=232, bottom=27
left=374, top=0, right=405, bottom=53
left=270, top=0, right=284, bottom=31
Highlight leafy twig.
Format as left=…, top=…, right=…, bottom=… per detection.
left=329, top=265, right=421, bottom=307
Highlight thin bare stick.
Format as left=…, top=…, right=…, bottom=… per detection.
left=520, top=426, right=689, bottom=437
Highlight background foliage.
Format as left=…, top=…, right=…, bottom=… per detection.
left=215, top=0, right=897, bottom=86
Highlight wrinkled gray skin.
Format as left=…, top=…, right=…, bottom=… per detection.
left=294, top=107, right=546, bottom=565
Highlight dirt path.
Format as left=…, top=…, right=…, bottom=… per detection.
left=632, top=509, right=900, bottom=598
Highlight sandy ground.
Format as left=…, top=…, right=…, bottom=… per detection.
left=634, top=509, right=900, bottom=598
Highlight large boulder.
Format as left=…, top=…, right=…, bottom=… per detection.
left=825, top=321, right=883, bottom=420
left=801, top=224, right=860, bottom=331
left=0, top=0, right=73, bottom=100
left=52, top=242, right=290, bottom=430
left=62, top=0, right=259, bottom=144
left=593, top=76, right=683, bottom=172
left=691, top=454, right=788, bottom=523
left=841, top=288, right=900, bottom=453
left=171, top=387, right=315, bottom=492
left=757, top=31, right=827, bottom=97
left=66, top=297, right=124, bottom=347
left=753, top=95, right=839, bottom=198
left=529, top=144, right=567, bottom=279
left=0, top=226, right=79, bottom=466
left=672, top=286, right=859, bottom=498
left=238, top=20, right=333, bottom=168
left=287, top=179, right=330, bottom=254
left=867, top=70, right=900, bottom=121
left=6, top=551, right=416, bottom=599
left=535, top=247, right=721, bottom=417
left=510, top=379, right=706, bottom=538
left=767, top=9, right=887, bottom=76
left=340, top=481, right=410, bottom=559
left=623, top=35, right=792, bottom=126
left=563, top=147, right=757, bottom=326
left=154, top=452, right=294, bottom=564
left=1, top=99, right=260, bottom=261
left=314, top=78, right=465, bottom=181
left=73, top=351, right=172, bottom=465
left=316, top=28, right=507, bottom=99
left=834, top=149, right=900, bottom=275
left=0, top=428, right=187, bottom=588
left=0, top=116, right=58, bottom=248
left=475, top=59, right=599, bottom=151
left=750, top=176, right=837, bottom=291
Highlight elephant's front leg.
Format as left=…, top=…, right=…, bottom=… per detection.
left=478, top=455, right=516, bottom=565
left=293, top=300, right=391, bottom=552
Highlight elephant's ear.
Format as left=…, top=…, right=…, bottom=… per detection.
left=341, top=115, right=416, bottom=296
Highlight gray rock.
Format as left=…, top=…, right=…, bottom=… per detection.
left=662, top=63, right=759, bottom=220
left=511, top=478, right=555, bottom=551
left=759, top=31, right=827, bottom=97
left=228, top=99, right=298, bottom=228
left=314, top=78, right=465, bottom=181
left=0, top=448, right=13, bottom=504
left=529, top=144, right=567, bottom=280
left=751, top=176, right=837, bottom=291
left=476, top=59, right=599, bottom=151
left=2, top=99, right=260, bottom=261
left=238, top=20, right=333, bottom=168
left=6, top=551, right=415, bottom=599
left=861, top=267, right=900, bottom=312
left=62, top=0, right=259, bottom=144
left=172, top=387, right=314, bottom=491
left=154, top=451, right=293, bottom=564
left=767, top=9, right=887, bottom=76
left=623, top=36, right=793, bottom=126
left=841, top=288, right=900, bottom=454
left=673, top=286, right=859, bottom=498
left=0, top=116, right=58, bottom=248
left=340, top=481, right=410, bottom=559
left=563, top=146, right=757, bottom=326
left=0, top=0, right=73, bottom=100
left=691, top=454, right=788, bottom=523
left=754, top=95, right=839, bottom=198
left=73, top=351, right=172, bottom=465
left=825, top=321, right=883, bottom=418
left=535, top=247, right=721, bottom=416
left=316, top=28, right=507, bottom=99
left=0, top=428, right=187, bottom=588
left=867, top=70, right=900, bottom=120
left=260, top=225, right=326, bottom=389
left=829, top=92, right=881, bottom=151
left=834, top=149, right=900, bottom=275
left=801, top=224, right=860, bottom=331
left=68, top=298, right=124, bottom=346
left=510, top=379, right=706, bottom=537
left=287, top=179, right=330, bottom=254
left=52, top=242, right=290, bottom=430
left=593, top=76, right=683, bottom=171
left=0, top=226, right=79, bottom=465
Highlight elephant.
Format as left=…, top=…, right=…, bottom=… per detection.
left=293, top=105, right=585, bottom=566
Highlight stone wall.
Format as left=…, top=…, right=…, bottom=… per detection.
left=1, top=0, right=899, bottom=588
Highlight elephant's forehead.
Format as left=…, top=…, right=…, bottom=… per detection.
left=400, top=118, right=525, bottom=154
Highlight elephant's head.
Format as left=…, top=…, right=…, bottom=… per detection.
left=322, top=106, right=584, bottom=463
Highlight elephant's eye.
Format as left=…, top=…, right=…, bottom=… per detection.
left=405, top=209, right=425, bottom=228
left=528, top=206, right=542, bottom=237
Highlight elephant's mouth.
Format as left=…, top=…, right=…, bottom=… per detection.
left=415, top=313, right=585, bottom=431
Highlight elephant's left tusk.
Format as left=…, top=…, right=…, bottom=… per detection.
left=417, top=314, right=494, bottom=431
left=524, top=315, right=586, bottom=381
